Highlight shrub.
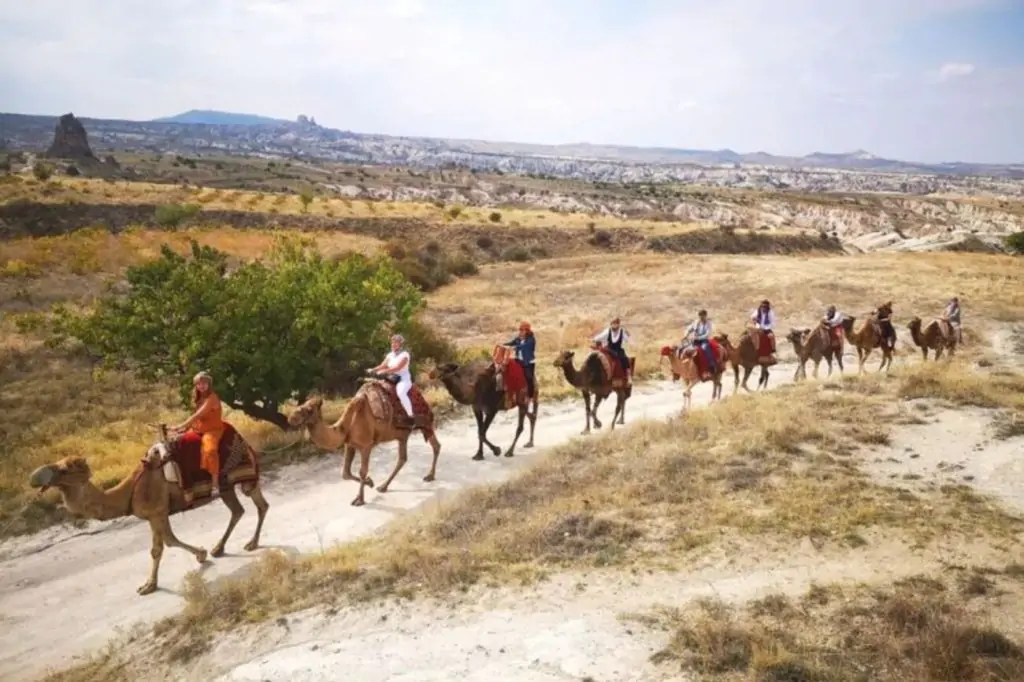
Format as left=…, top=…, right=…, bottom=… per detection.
left=476, top=235, right=494, bottom=250
left=588, top=229, right=612, bottom=247
left=299, top=190, right=314, bottom=212
left=502, top=245, right=532, bottom=262
left=48, top=238, right=434, bottom=428
left=448, top=205, right=463, bottom=219
left=32, top=162, right=53, bottom=181
left=488, top=211, right=502, bottom=223
left=154, top=203, right=201, bottom=228
left=1005, top=231, right=1024, bottom=255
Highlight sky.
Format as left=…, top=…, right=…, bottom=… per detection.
left=1, top=0, right=1023, bottom=164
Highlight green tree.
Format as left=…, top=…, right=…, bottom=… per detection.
left=49, top=237, right=431, bottom=429
left=32, top=161, right=52, bottom=181
left=1005, top=231, right=1024, bottom=255
left=299, top=190, right=314, bottom=212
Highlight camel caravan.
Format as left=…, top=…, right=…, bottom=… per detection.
left=26, top=298, right=963, bottom=596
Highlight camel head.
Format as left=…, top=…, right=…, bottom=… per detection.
left=842, top=316, right=856, bottom=335
left=786, top=328, right=808, bottom=345
left=553, top=350, right=575, bottom=368
left=288, top=397, right=324, bottom=428
left=428, top=362, right=460, bottom=381
left=907, top=316, right=923, bottom=332
left=713, top=333, right=731, bottom=348
left=29, top=457, right=92, bottom=494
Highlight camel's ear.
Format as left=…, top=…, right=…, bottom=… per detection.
left=311, top=397, right=323, bottom=408
left=63, top=457, right=91, bottom=477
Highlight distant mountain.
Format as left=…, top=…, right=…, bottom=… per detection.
left=152, top=109, right=290, bottom=126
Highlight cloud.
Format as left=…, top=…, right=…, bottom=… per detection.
left=929, top=62, right=977, bottom=82
left=0, top=0, right=1022, bottom=163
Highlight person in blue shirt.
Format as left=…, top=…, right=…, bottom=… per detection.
left=682, top=309, right=716, bottom=375
left=503, top=320, right=536, bottom=398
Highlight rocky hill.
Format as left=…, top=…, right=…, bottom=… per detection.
left=2, top=112, right=1024, bottom=195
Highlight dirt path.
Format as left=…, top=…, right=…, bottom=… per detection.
left=0, top=365, right=797, bottom=682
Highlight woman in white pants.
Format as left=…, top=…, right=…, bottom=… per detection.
left=369, top=334, right=416, bottom=425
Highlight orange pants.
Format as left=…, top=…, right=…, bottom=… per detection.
left=198, top=429, right=224, bottom=485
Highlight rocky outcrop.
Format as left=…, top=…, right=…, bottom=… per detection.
left=45, top=113, right=96, bottom=160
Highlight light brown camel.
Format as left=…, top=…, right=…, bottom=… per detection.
left=786, top=317, right=851, bottom=381
left=659, top=341, right=727, bottom=409
left=908, top=316, right=957, bottom=360
left=428, top=358, right=537, bottom=460
left=554, top=348, right=632, bottom=434
left=27, top=427, right=269, bottom=596
left=288, top=386, right=442, bottom=506
left=847, top=312, right=894, bottom=373
left=714, top=330, right=774, bottom=393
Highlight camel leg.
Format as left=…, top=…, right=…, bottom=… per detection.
left=480, top=407, right=502, bottom=456
left=422, top=433, right=441, bottom=482
left=591, top=395, right=605, bottom=430
left=504, top=406, right=526, bottom=457
left=352, top=446, right=372, bottom=506
left=741, top=365, right=754, bottom=392
left=759, top=366, right=770, bottom=390
left=377, top=438, right=408, bottom=493
left=732, top=363, right=740, bottom=394
left=211, top=485, right=245, bottom=557
left=836, top=350, right=844, bottom=375
left=581, top=391, right=593, bottom=435
left=471, top=408, right=486, bottom=461
left=139, top=519, right=164, bottom=596
left=617, top=391, right=626, bottom=425
left=341, top=444, right=373, bottom=488
left=523, top=400, right=537, bottom=448
left=610, top=392, right=624, bottom=429
left=240, top=481, right=269, bottom=552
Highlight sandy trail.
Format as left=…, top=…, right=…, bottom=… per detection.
left=0, top=364, right=796, bottom=682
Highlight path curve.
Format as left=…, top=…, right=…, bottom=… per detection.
left=0, top=365, right=797, bottom=682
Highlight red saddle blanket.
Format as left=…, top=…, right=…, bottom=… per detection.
left=364, top=380, right=435, bottom=440
left=692, top=339, right=722, bottom=377
left=828, top=325, right=844, bottom=348
left=594, top=346, right=634, bottom=381
left=168, top=422, right=258, bottom=506
left=749, top=330, right=775, bottom=360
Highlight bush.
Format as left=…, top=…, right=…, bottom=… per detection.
left=32, top=162, right=53, bottom=181
left=1005, top=231, right=1024, bottom=254
left=588, top=229, right=612, bottom=247
left=488, top=211, right=502, bottom=223
left=476, top=235, right=494, bottom=250
left=154, top=203, right=201, bottom=228
left=65, top=164, right=80, bottom=177
left=448, top=205, right=463, bottom=219
left=48, top=238, right=432, bottom=428
left=501, top=245, right=532, bottom=262
left=299, top=190, right=314, bottom=212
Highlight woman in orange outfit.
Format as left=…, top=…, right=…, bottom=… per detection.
left=171, top=371, right=225, bottom=487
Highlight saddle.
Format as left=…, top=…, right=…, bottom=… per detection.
left=591, top=345, right=635, bottom=388
left=492, top=345, right=528, bottom=409
left=159, top=422, right=259, bottom=508
left=361, top=378, right=435, bottom=439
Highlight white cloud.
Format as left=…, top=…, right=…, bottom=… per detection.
left=0, top=0, right=1021, bottom=163
left=929, top=62, right=977, bottom=82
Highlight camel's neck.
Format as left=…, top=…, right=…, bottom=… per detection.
left=441, top=374, right=474, bottom=405
left=560, top=361, right=583, bottom=388
left=307, top=419, right=344, bottom=450
left=61, top=475, right=135, bottom=522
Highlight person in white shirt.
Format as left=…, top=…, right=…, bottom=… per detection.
left=369, top=334, right=415, bottom=424
left=822, top=305, right=845, bottom=347
left=941, top=296, right=962, bottom=343
left=681, top=310, right=716, bottom=374
left=749, top=299, right=777, bottom=358
left=592, top=317, right=631, bottom=384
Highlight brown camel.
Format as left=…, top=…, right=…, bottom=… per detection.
left=847, top=312, right=894, bottom=373
left=428, top=358, right=537, bottom=460
left=907, top=316, right=957, bottom=360
left=288, top=386, right=442, bottom=506
left=786, top=317, right=850, bottom=381
left=554, top=348, right=632, bottom=434
left=714, top=330, right=773, bottom=392
left=659, top=342, right=727, bottom=409
left=27, top=426, right=269, bottom=596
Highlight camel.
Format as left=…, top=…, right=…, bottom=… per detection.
left=428, top=358, right=537, bottom=460
left=908, top=316, right=957, bottom=360
left=714, top=330, right=774, bottom=393
left=659, top=341, right=728, bottom=409
left=786, top=317, right=851, bottom=380
left=288, top=384, right=441, bottom=506
left=847, top=312, right=894, bottom=373
left=554, top=348, right=632, bottom=434
left=27, top=425, right=269, bottom=596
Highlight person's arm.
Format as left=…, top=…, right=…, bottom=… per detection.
left=503, top=336, right=520, bottom=347
left=369, top=354, right=390, bottom=373
left=592, top=328, right=607, bottom=344
left=389, top=352, right=410, bottom=373
left=703, top=321, right=713, bottom=339
left=172, top=396, right=212, bottom=431
left=522, top=335, right=536, bottom=355
left=621, top=329, right=630, bottom=345
left=769, top=310, right=776, bottom=328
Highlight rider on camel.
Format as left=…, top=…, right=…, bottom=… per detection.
left=942, top=296, right=962, bottom=344
left=503, top=320, right=537, bottom=399
left=682, top=309, right=716, bottom=377
left=593, top=317, right=631, bottom=385
left=170, top=371, right=225, bottom=489
left=876, top=300, right=896, bottom=350
left=750, top=299, right=777, bottom=361
left=368, top=334, right=419, bottom=427
left=823, top=304, right=845, bottom=345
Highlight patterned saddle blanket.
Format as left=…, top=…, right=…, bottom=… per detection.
left=162, top=422, right=259, bottom=507
left=362, top=379, right=435, bottom=440
left=592, top=347, right=635, bottom=388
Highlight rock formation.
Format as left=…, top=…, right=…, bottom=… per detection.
left=45, top=113, right=96, bottom=160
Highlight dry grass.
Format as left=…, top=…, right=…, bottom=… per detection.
left=128, top=366, right=1023, bottom=661
left=424, top=250, right=1024, bottom=383
left=0, top=176, right=706, bottom=232
left=634, top=573, right=1024, bottom=681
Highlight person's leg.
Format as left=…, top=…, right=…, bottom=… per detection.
left=522, top=362, right=536, bottom=398
left=617, top=350, right=631, bottom=382
left=200, top=429, right=224, bottom=489
left=396, top=380, right=415, bottom=418
left=701, top=341, right=716, bottom=373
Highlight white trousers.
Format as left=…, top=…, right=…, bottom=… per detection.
left=395, top=378, right=414, bottom=416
